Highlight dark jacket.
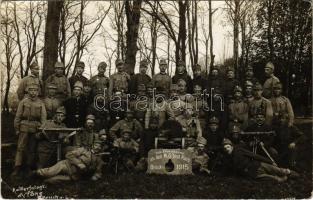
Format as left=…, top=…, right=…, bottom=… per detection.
left=172, top=73, right=193, bottom=93
left=192, top=75, right=207, bottom=91
left=129, top=73, right=151, bottom=94
left=63, top=96, right=88, bottom=128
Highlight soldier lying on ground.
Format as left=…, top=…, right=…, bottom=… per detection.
left=32, top=146, right=104, bottom=184
left=221, top=138, right=300, bottom=183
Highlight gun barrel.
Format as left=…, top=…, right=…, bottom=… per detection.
left=38, top=128, right=83, bottom=132
left=240, top=131, right=275, bottom=135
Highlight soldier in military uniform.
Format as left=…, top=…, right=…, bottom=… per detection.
left=36, top=106, right=67, bottom=168
left=108, top=59, right=130, bottom=97
left=17, top=61, right=43, bottom=101
left=73, top=115, right=102, bottom=151
left=140, top=116, right=159, bottom=157
left=129, top=59, right=151, bottom=95
left=69, top=61, right=89, bottom=91
left=192, top=64, right=207, bottom=91
left=63, top=81, right=88, bottom=128
left=167, top=84, right=186, bottom=119
left=270, top=82, right=294, bottom=127
left=90, top=62, right=109, bottom=98
left=45, top=62, right=71, bottom=102
left=244, top=65, right=259, bottom=85
left=192, top=84, right=208, bottom=133
left=83, top=80, right=93, bottom=105
left=203, top=116, right=224, bottom=149
left=152, top=59, right=172, bottom=97
left=176, top=104, right=202, bottom=139
left=12, top=83, right=47, bottom=177
left=43, top=84, right=61, bottom=120
left=227, top=124, right=247, bottom=148
left=113, top=129, right=139, bottom=171
left=172, top=60, right=193, bottom=93
left=33, top=146, right=104, bottom=183
left=129, top=84, right=149, bottom=127
left=273, top=113, right=306, bottom=168
left=228, top=86, right=249, bottom=129
left=207, top=66, right=224, bottom=94
left=108, top=91, right=128, bottom=127
left=109, top=109, right=143, bottom=141
left=190, top=137, right=210, bottom=175
left=207, top=87, right=227, bottom=131
left=249, top=82, right=273, bottom=126
left=224, top=68, right=240, bottom=101
left=263, top=62, right=281, bottom=99
left=244, top=80, right=254, bottom=104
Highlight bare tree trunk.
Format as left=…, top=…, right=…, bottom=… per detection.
left=209, top=0, right=215, bottom=68
left=43, top=1, right=63, bottom=80
left=125, top=0, right=142, bottom=75
left=233, top=0, right=240, bottom=78
left=178, top=0, right=187, bottom=64
left=267, top=0, right=275, bottom=61
left=150, top=1, right=158, bottom=76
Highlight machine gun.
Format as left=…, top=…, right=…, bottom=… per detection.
left=38, top=127, right=83, bottom=161
left=238, top=131, right=277, bottom=165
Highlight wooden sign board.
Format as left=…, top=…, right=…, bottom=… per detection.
left=147, top=149, right=193, bottom=175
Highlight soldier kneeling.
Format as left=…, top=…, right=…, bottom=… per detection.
left=32, top=146, right=104, bottom=184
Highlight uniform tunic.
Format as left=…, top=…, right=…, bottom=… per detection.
left=263, top=75, right=280, bottom=99
left=152, top=72, right=172, bottom=96
left=129, top=73, right=151, bottom=94
left=17, top=74, right=43, bottom=100
left=45, top=74, right=71, bottom=101
left=90, top=74, right=109, bottom=97
left=108, top=72, right=130, bottom=96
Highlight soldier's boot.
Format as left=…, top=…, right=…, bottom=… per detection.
left=11, top=166, right=21, bottom=178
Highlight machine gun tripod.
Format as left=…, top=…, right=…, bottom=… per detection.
left=239, top=131, right=277, bottom=165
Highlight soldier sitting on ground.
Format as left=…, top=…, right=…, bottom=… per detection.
left=190, top=137, right=210, bottom=175
left=113, top=129, right=139, bottom=171
left=32, top=146, right=104, bottom=184
left=222, top=138, right=299, bottom=183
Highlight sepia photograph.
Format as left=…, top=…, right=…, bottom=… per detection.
left=0, top=0, right=312, bottom=199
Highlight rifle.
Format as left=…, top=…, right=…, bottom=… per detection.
left=38, top=127, right=83, bottom=161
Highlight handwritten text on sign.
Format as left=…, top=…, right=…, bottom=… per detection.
left=147, top=149, right=192, bottom=175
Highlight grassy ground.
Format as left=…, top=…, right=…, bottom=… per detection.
left=1, top=113, right=312, bottom=199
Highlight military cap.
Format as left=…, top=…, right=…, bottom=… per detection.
left=213, top=87, right=222, bottom=94
left=27, top=83, right=39, bottom=91
left=73, top=81, right=83, bottom=90
left=246, top=65, right=253, bottom=71
left=222, top=138, right=233, bottom=146
left=137, top=84, right=146, bottom=91
left=244, top=80, right=253, bottom=87
left=86, top=114, right=95, bottom=121
left=230, top=125, right=240, bottom=133
left=122, top=128, right=132, bottom=134
left=208, top=116, right=219, bottom=124
left=99, top=129, right=107, bottom=135
left=98, top=62, right=107, bottom=69
left=177, top=60, right=186, bottom=66
left=115, top=59, right=124, bottom=66
left=273, top=82, right=283, bottom=89
left=193, top=64, right=202, bottom=71
left=226, top=67, right=234, bottom=72
left=54, top=61, right=65, bottom=69
left=177, top=79, right=187, bottom=85
left=47, top=83, right=57, bottom=90
left=56, top=106, right=66, bottom=114
left=253, top=82, right=263, bottom=90
left=140, top=59, right=149, bottom=67
left=30, top=61, right=39, bottom=70
left=170, top=84, right=178, bottom=91
left=196, top=137, right=207, bottom=146
left=234, top=85, right=242, bottom=93
left=265, top=62, right=275, bottom=70
left=159, top=59, right=167, bottom=65
left=211, top=65, right=219, bottom=71
left=76, top=61, right=85, bottom=68
left=193, top=84, right=202, bottom=91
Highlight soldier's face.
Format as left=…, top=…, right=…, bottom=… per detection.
left=265, top=68, right=272, bottom=77
left=227, top=71, right=234, bottom=79
left=98, top=67, right=105, bottom=75
left=159, top=64, right=167, bottom=72
left=55, top=113, right=65, bottom=123
left=209, top=124, right=218, bottom=132
left=194, top=88, right=202, bottom=97
left=31, top=68, right=39, bottom=77
left=125, top=112, right=134, bottom=120
left=223, top=144, right=233, bottom=155
left=73, top=88, right=82, bottom=97
left=274, top=88, right=282, bottom=96
left=211, top=69, right=218, bottom=76
left=28, top=88, right=39, bottom=98
left=122, top=133, right=131, bottom=141
left=194, top=69, right=201, bottom=77
left=178, top=83, right=186, bottom=94
left=76, top=67, right=84, bottom=75
left=177, top=65, right=185, bottom=74
left=117, top=64, right=124, bottom=72
left=139, top=66, right=147, bottom=74
left=197, top=144, right=205, bottom=153
left=234, top=91, right=242, bottom=99
left=147, top=88, right=154, bottom=97
left=254, top=90, right=262, bottom=98
left=245, top=70, right=253, bottom=78
left=55, top=68, right=63, bottom=76
left=85, top=120, right=94, bottom=130
left=150, top=123, right=158, bottom=130
left=48, top=88, right=56, bottom=97
left=256, top=115, right=265, bottom=126
left=245, top=86, right=253, bottom=94
left=185, top=108, right=193, bottom=117
left=83, top=86, right=91, bottom=94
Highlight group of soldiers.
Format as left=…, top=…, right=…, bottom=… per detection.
left=11, top=58, right=305, bottom=183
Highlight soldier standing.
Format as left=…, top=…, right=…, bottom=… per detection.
left=244, top=65, right=259, bottom=85
left=192, top=84, right=208, bottom=133
left=17, top=61, right=43, bottom=101
left=63, top=81, right=88, bottom=128
left=172, top=60, right=193, bottom=93
left=36, top=106, right=67, bottom=168
left=270, top=82, right=294, bottom=127
left=108, top=91, right=128, bottom=127
left=108, top=59, right=130, bottom=97
left=207, top=66, right=224, bottom=94
left=129, top=59, right=151, bottom=94
left=12, top=83, right=47, bottom=177
left=263, top=62, right=281, bottom=99
left=244, top=80, right=254, bottom=104
left=90, top=62, right=109, bottom=98
left=69, top=61, right=89, bottom=90
left=152, top=59, right=172, bottom=97
left=249, top=83, right=273, bottom=126
left=45, top=61, right=71, bottom=102
left=192, top=64, right=207, bottom=91
left=224, top=68, right=240, bottom=102
left=129, top=84, right=149, bottom=127
left=43, top=83, right=61, bottom=120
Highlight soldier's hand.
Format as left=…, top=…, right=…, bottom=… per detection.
left=288, top=142, right=296, bottom=149
left=15, top=131, right=20, bottom=136
left=77, top=163, right=86, bottom=170
left=63, top=138, right=70, bottom=144
left=272, top=162, right=278, bottom=167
